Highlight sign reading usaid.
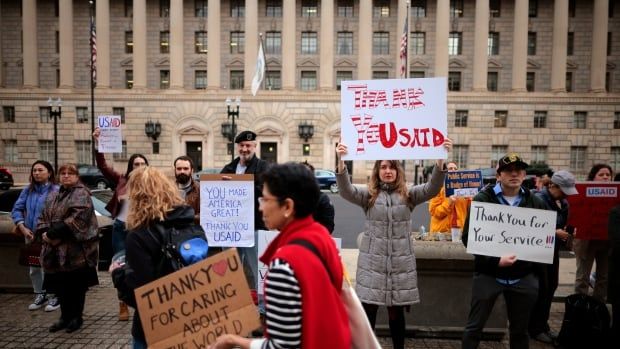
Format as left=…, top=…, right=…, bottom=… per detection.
left=97, top=114, right=123, bottom=153
left=466, top=202, right=557, bottom=264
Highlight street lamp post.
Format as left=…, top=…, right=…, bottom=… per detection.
left=47, top=97, right=62, bottom=173
left=226, top=97, right=240, bottom=162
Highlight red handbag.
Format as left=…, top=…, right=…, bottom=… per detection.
left=18, top=242, right=42, bottom=267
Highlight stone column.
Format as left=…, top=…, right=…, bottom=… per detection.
left=58, top=0, right=74, bottom=88
left=0, top=2, right=4, bottom=86
left=358, top=0, right=372, bottom=79
left=435, top=0, right=449, bottom=78
left=207, top=0, right=220, bottom=88
left=512, top=0, right=528, bottom=91
left=244, top=0, right=258, bottom=89
left=170, top=0, right=183, bottom=89
left=133, top=0, right=147, bottom=88
left=96, top=0, right=110, bottom=88
left=282, top=0, right=296, bottom=89
left=590, top=0, right=609, bottom=92
left=472, top=0, right=489, bottom=91
left=320, top=0, right=334, bottom=89
left=550, top=0, right=568, bottom=92
left=22, top=0, right=38, bottom=88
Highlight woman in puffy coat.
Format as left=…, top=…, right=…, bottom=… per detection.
left=335, top=139, right=451, bottom=349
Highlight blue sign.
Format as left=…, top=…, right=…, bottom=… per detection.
left=445, top=170, right=483, bottom=197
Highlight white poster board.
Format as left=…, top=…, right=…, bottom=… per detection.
left=340, top=78, right=448, bottom=161
left=466, top=202, right=557, bottom=264
left=257, top=230, right=342, bottom=294
left=97, top=115, right=123, bottom=153
left=200, top=174, right=255, bottom=247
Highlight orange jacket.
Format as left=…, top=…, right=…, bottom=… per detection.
left=428, top=187, right=471, bottom=233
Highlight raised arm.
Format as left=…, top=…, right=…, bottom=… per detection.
left=93, top=127, right=123, bottom=185
left=336, top=142, right=369, bottom=208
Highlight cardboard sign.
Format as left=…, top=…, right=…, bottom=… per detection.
left=445, top=170, right=483, bottom=197
left=134, top=248, right=261, bottom=349
left=200, top=174, right=255, bottom=247
left=567, top=182, right=620, bottom=240
left=466, top=202, right=557, bottom=264
left=340, top=78, right=448, bottom=161
left=97, top=115, right=123, bottom=153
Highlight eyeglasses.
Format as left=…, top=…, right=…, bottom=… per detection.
left=258, top=197, right=279, bottom=205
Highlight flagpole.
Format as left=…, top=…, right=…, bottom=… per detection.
left=405, top=0, right=410, bottom=79
left=259, top=33, right=267, bottom=91
left=89, top=0, right=96, bottom=166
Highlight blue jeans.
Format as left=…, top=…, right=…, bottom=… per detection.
left=133, top=337, right=147, bottom=349
left=112, top=219, right=128, bottom=255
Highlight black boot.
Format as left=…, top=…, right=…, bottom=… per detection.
left=65, top=317, right=83, bottom=333
left=49, top=319, right=68, bottom=333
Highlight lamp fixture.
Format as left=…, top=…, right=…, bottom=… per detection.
left=298, top=122, right=314, bottom=142
left=144, top=120, right=162, bottom=140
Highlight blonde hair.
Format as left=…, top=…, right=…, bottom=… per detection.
left=367, top=160, right=410, bottom=208
left=126, top=166, right=184, bottom=230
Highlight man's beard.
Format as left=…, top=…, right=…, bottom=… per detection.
left=175, top=173, right=191, bottom=185
left=239, top=152, right=253, bottom=163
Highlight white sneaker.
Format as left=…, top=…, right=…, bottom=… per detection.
left=28, top=293, right=47, bottom=311
left=44, top=297, right=60, bottom=312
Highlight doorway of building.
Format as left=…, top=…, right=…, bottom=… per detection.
left=186, top=141, right=202, bottom=171
left=260, top=142, right=277, bottom=164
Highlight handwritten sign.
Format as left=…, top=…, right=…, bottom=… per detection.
left=257, top=230, right=342, bottom=294
left=466, top=202, right=556, bottom=264
left=135, top=248, right=261, bottom=349
left=97, top=115, right=123, bottom=153
left=445, top=170, right=483, bottom=197
left=567, top=182, right=620, bottom=240
left=340, top=78, right=448, bottom=161
left=200, top=174, right=255, bottom=247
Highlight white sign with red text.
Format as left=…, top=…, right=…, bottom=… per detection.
left=97, top=115, right=123, bottom=153
left=340, top=78, right=448, bottom=161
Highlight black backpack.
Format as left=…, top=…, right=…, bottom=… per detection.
left=557, top=293, right=611, bottom=348
left=147, top=223, right=210, bottom=277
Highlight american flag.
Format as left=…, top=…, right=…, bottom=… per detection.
left=399, top=11, right=409, bottom=78
left=90, top=17, right=97, bottom=87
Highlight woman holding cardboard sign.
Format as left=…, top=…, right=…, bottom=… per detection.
left=335, top=138, right=451, bottom=349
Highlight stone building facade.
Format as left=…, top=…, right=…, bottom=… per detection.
left=1, top=0, right=619, bottom=183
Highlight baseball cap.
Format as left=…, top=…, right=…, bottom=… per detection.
left=551, top=170, right=579, bottom=195
left=496, top=153, right=529, bottom=173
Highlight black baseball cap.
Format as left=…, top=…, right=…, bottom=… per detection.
left=496, top=153, right=529, bottom=173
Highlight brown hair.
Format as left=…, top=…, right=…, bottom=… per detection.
left=57, top=163, right=79, bottom=176
left=367, top=160, right=410, bottom=208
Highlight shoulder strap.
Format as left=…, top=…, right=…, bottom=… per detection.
left=288, top=239, right=335, bottom=285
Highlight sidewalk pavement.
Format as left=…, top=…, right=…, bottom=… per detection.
left=0, top=250, right=577, bottom=348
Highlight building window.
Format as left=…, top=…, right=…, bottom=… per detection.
left=490, top=0, right=500, bottom=17
left=113, top=107, right=125, bottom=123
left=231, top=0, right=245, bottom=17
left=411, top=71, right=425, bottom=78
left=4, top=140, right=18, bottom=162
left=606, top=72, right=612, bottom=92
left=610, top=0, right=615, bottom=17
left=373, top=31, right=390, bottom=55
left=301, top=31, right=318, bottom=54
left=531, top=146, right=547, bottom=165
left=449, top=32, right=462, bottom=55
left=569, top=0, right=575, bottom=17
left=455, top=110, right=468, bottom=127
left=230, top=31, right=245, bottom=54
left=411, top=32, right=425, bottom=55
left=195, top=70, right=207, bottom=89
left=529, top=0, right=537, bottom=17
left=113, top=141, right=128, bottom=161
left=125, top=0, right=133, bottom=17
left=373, top=0, right=390, bottom=17
left=573, top=111, right=587, bottom=129
left=611, top=147, right=620, bottom=174
left=567, top=32, right=574, bottom=55
left=608, top=32, right=612, bottom=56
left=570, top=146, right=587, bottom=171
left=301, top=71, right=317, bottom=91
left=265, top=31, right=281, bottom=55
left=125, top=31, right=133, bottom=54
left=265, top=70, right=281, bottom=90
left=566, top=72, right=573, bottom=92
left=160, top=0, right=170, bottom=17
left=337, top=31, right=353, bottom=55
left=125, top=70, right=133, bottom=89
left=301, top=0, right=318, bottom=17
left=38, top=140, right=53, bottom=163
left=230, top=70, right=244, bottom=89
left=450, top=0, right=464, bottom=17
left=3, top=106, right=15, bottom=123
left=487, top=72, right=498, bottom=91
left=614, top=112, right=620, bottom=129
left=39, top=107, right=51, bottom=123
left=491, top=145, right=508, bottom=167
left=195, top=0, right=207, bottom=17
left=452, top=145, right=468, bottom=168
left=56, top=69, right=60, bottom=88
left=336, top=71, right=353, bottom=90
left=528, top=32, right=537, bottom=55
left=526, top=72, right=535, bottom=92
left=533, top=111, right=547, bottom=128
left=411, top=0, right=426, bottom=18
left=494, top=110, right=508, bottom=127
left=488, top=32, right=499, bottom=55
left=372, top=71, right=389, bottom=79
left=55, top=31, right=59, bottom=53
left=160, top=31, right=170, bottom=54
left=448, top=71, right=461, bottom=91
left=76, top=107, right=89, bottom=124
left=160, top=70, right=170, bottom=89
left=266, top=0, right=282, bottom=17
left=195, top=31, right=208, bottom=54
left=337, top=0, right=354, bottom=17
left=75, top=141, right=91, bottom=165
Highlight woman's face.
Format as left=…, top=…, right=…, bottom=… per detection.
left=378, top=161, right=398, bottom=183
left=31, top=164, right=50, bottom=184
left=259, top=185, right=289, bottom=231
left=132, top=157, right=147, bottom=170
left=593, top=168, right=612, bottom=182
left=59, top=170, right=79, bottom=187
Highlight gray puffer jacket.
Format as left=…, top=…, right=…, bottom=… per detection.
left=337, top=165, right=445, bottom=306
